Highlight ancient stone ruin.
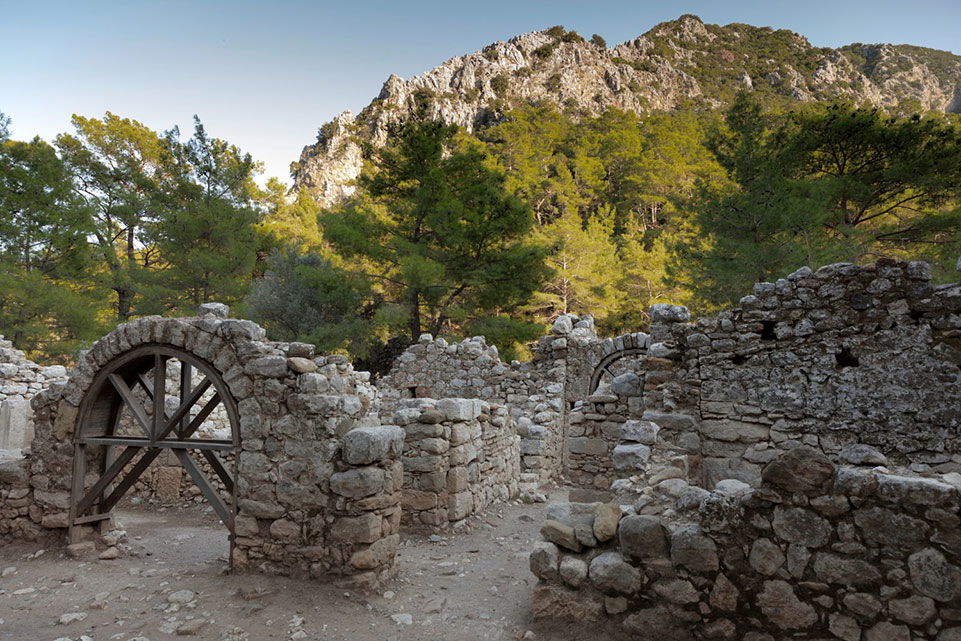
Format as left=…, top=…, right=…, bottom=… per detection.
left=2, top=258, right=961, bottom=636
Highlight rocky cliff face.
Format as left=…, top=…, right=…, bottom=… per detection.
left=293, top=15, right=961, bottom=207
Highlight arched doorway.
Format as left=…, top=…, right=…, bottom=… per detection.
left=589, top=347, right=647, bottom=395
left=67, top=344, right=240, bottom=542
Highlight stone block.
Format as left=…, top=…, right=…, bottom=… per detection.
left=0, top=399, right=31, bottom=450
left=529, top=541, right=559, bottom=580
left=612, top=443, right=650, bottom=472
left=342, top=425, right=405, bottom=465
left=330, top=512, right=382, bottom=544
left=589, top=551, right=642, bottom=595
left=568, top=437, right=609, bottom=456
left=619, top=514, right=669, bottom=560
left=329, top=467, right=386, bottom=498
left=437, top=398, right=482, bottom=422
left=448, top=491, right=473, bottom=521
left=620, top=420, right=659, bottom=445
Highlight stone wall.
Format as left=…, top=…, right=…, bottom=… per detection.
left=530, top=447, right=961, bottom=640
left=392, top=397, right=520, bottom=529
left=0, top=307, right=403, bottom=588
left=0, top=336, right=67, bottom=451
left=378, top=319, right=594, bottom=483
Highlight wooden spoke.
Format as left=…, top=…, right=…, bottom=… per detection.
left=202, top=450, right=234, bottom=494
left=159, top=378, right=212, bottom=440
left=74, top=445, right=143, bottom=516
left=179, top=362, right=192, bottom=438
left=175, top=450, right=234, bottom=531
left=109, top=373, right=152, bottom=438
left=151, top=354, right=167, bottom=440
left=99, top=448, right=162, bottom=513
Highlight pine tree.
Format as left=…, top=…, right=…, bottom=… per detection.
left=323, top=116, right=551, bottom=343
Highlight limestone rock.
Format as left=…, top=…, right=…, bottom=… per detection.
left=619, top=514, right=669, bottom=560
left=761, top=447, right=835, bottom=494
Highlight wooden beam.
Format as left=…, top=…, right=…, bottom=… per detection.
left=179, top=361, right=192, bottom=438
left=73, top=445, right=142, bottom=516
left=77, top=436, right=235, bottom=451
left=99, top=448, right=161, bottom=513
left=108, top=373, right=152, bottom=439
left=159, top=378, right=211, bottom=440
left=175, top=450, right=234, bottom=532
left=151, top=353, right=166, bottom=441
left=201, top=450, right=234, bottom=494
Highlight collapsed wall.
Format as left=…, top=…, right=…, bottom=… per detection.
left=531, top=447, right=961, bottom=640
left=0, top=336, right=67, bottom=451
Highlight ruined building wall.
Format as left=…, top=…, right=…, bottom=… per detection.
left=391, top=397, right=520, bottom=529
left=378, top=318, right=597, bottom=482
left=0, top=336, right=68, bottom=451
left=0, top=311, right=404, bottom=589
left=530, top=447, right=961, bottom=640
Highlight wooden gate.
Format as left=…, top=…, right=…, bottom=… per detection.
left=68, top=344, right=240, bottom=541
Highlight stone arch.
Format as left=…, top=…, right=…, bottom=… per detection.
left=588, top=332, right=650, bottom=395
left=69, top=342, right=242, bottom=540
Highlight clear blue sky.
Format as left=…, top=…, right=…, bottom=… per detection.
left=3, top=0, right=959, bottom=183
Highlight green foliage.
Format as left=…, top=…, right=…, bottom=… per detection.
left=590, top=34, right=607, bottom=48
left=482, top=46, right=499, bottom=62
left=533, top=43, right=556, bottom=59
left=490, top=73, right=509, bottom=98
left=545, top=26, right=565, bottom=39
left=245, top=248, right=373, bottom=355
left=561, top=30, right=583, bottom=44
left=670, top=93, right=961, bottom=308
left=0, top=134, right=102, bottom=358
left=322, top=116, right=551, bottom=346
left=545, top=74, right=562, bottom=92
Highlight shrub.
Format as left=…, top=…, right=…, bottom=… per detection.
left=545, top=25, right=565, bottom=38
left=533, top=43, right=556, bottom=59
left=490, top=73, right=510, bottom=97
left=591, top=34, right=607, bottom=48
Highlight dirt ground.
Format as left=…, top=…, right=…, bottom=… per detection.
left=0, top=490, right=612, bottom=641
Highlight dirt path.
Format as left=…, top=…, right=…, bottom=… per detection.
left=0, top=491, right=604, bottom=641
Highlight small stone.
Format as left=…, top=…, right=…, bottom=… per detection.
left=541, top=520, right=582, bottom=552
left=761, top=447, right=834, bottom=494
left=66, top=542, right=95, bottom=559
left=619, top=514, right=669, bottom=560
left=529, top=542, right=560, bottom=580
left=98, top=546, right=120, bottom=560
left=58, top=612, right=88, bottom=625
left=559, top=556, right=589, bottom=588
left=605, top=596, right=628, bottom=614
left=287, top=357, right=317, bottom=374
left=839, top=444, right=887, bottom=466
left=592, top=504, right=621, bottom=542
left=176, top=619, right=208, bottom=635
left=383, top=591, right=395, bottom=600
left=864, top=622, right=910, bottom=641
left=390, top=613, right=413, bottom=625
left=168, top=589, right=196, bottom=604
left=756, top=580, right=816, bottom=629
left=1, top=567, right=16, bottom=577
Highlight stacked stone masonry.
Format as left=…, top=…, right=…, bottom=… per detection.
left=0, top=308, right=403, bottom=589
left=392, top=397, right=520, bottom=529
left=531, top=447, right=961, bottom=640
left=0, top=336, right=67, bottom=451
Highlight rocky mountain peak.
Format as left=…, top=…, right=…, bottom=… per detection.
left=292, top=16, right=961, bottom=207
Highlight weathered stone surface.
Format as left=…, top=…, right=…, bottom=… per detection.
left=761, top=447, right=835, bottom=494
left=559, top=556, right=589, bottom=588
left=341, top=426, right=405, bottom=465
left=771, top=507, right=832, bottom=548
left=749, top=538, right=785, bottom=575
left=888, top=595, right=936, bottom=626
left=909, top=547, right=961, bottom=601
left=329, top=467, right=386, bottom=498
left=589, top=551, right=642, bottom=595
left=813, top=553, right=882, bottom=587
left=529, top=542, right=559, bottom=580
left=541, top=520, right=582, bottom=553
left=592, top=503, right=621, bottom=542
left=531, top=585, right=603, bottom=621
left=756, top=580, right=817, bottom=629
left=620, top=420, right=659, bottom=445
left=670, top=525, right=718, bottom=572
left=652, top=578, right=699, bottom=604
left=864, top=622, right=910, bottom=641
left=612, top=443, right=651, bottom=472
left=619, top=514, right=668, bottom=560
